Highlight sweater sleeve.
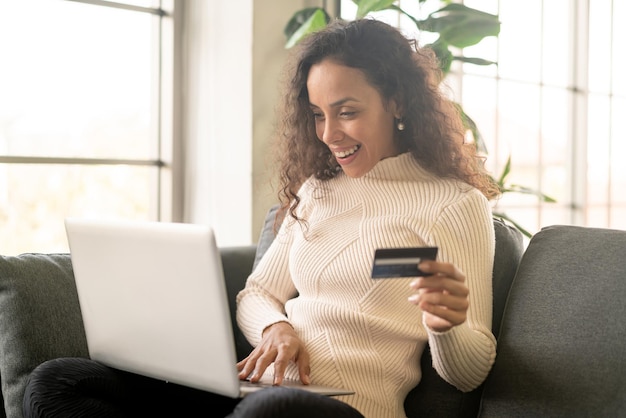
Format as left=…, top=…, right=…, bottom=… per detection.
left=425, top=190, right=497, bottom=392
left=235, top=219, right=299, bottom=347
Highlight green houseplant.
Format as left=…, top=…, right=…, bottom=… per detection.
left=283, top=0, right=555, bottom=237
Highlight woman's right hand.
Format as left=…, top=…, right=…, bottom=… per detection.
left=236, top=321, right=311, bottom=386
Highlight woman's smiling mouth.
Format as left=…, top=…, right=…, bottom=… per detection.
left=334, top=145, right=361, bottom=159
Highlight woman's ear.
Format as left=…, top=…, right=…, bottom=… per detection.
left=389, top=97, right=403, bottom=119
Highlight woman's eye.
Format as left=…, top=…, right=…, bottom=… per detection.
left=340, top=111, right=356, bottom=118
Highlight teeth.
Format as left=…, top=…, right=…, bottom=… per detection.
left=335, top=145, right=359, bottom=158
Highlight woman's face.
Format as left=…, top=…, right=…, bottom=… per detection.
left=307, top=59, right=400, bottom=178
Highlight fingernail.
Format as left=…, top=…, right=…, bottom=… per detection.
left=408, top=294, right=419, bottom=303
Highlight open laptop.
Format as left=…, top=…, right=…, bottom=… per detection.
left=65, top=218, right=353, bottom=398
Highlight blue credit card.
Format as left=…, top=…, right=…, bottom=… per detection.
left=371, top=247, right=438, bottom=279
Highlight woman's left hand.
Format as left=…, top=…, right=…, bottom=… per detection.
left=408, top=261, right=469, bottom=332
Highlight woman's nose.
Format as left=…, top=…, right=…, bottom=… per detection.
left=321, top=118, right=342, bottom=144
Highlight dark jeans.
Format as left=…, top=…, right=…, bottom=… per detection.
left=23, top=358, right=364, bottom=418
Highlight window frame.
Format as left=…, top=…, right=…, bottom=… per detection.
left=0, top=0, right=179, bottom=222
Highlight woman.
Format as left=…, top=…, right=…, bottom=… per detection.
left=23, top=18, right=498, bottom=418
left=235, top=17, right=498, bottom=418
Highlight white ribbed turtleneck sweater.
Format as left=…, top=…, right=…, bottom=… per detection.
left=236, top=153, right=496, bottom=418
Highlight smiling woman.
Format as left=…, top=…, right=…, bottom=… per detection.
left=234, top=18, right=499, bottom=417
left=0, top=0, right=170, bottom=255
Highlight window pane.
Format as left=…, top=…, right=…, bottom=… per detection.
left=541, top=204, right=572, bottom=228
left=461, top=75, right=498, bottom=169
left=588, top=0, right=612, bottom=94
left=586, top=207, right=609, bottom=229
left=0, top=0, right=156, bottom=160
left=611, top=97, right=626, bottom=204
left=498, top=0, right=542, bottom=83
left=613, top=1, right=626, bottom=96
left=542, top=0, right=572, bottom=87
left=0, top=164, right=158, bottom=255
left=587, top=94, right=610, bottom=205
left=610, top=207, right=626, bottom=230
left=541, top=87, right=569, bottom=164
left=541, top=87, right=569, bottom=203
left=498, top=81, right=541, bottom=177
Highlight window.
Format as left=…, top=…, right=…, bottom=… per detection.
left=0, top=0, right=174, bottom=255
left=341, top=0, right=626, bottom=235
left=462, top=0, right=626, bottom=233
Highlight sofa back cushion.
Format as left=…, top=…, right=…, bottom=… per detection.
left=0, top=253, right=89, bottom=418
left=221, top=246, right=257, bottom=360
left=479, top=225, right=626, bottom=417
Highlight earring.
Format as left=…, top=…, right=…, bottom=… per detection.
left=396, top=119, right=405, bottom=131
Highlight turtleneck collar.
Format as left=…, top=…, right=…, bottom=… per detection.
left=361, top=152, right=433, bottom=182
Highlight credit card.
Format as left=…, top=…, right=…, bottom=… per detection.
left=371, top=247, right=438, bottom=279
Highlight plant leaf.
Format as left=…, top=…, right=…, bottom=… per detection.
left=284, top=8, right=324, bottom=38
left=497, top=156, right=511, bottom=186
left=356, top=0, right=396, bottom=19
left=418, top=4, right=500, bottom=48
left=504, top=184, right=557, bottom=202
left=388, top=4, right=421, bottom=28
left=493, top=212, right=533, bottom=238
left=284, top=9, right=330, bottom=49
left=452, top=56, right=497, bottom=66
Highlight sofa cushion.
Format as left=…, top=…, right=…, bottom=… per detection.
left=490, top=217, right=524, bottom=339
left=0, top=253, right=89, bottom=418
left=479, top=225, right=626, bottom=417
left=253, top=204, right=280, bottom=270
left=220, top=246, right=257, bottom=361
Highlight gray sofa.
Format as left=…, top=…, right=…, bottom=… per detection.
left=1, top=214, right=625, bottom=417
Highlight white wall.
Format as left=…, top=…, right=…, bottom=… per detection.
left=180, top=0, right=316, bottom=245
left=251, top=0, right=333, bottom=239
left=181, top=0, right=256, bottom=246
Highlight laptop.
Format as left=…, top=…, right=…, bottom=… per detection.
left=65, top=218, right=353, bottom=398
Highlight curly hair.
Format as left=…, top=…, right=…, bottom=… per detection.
left=273, top=18, right=499, bottom=223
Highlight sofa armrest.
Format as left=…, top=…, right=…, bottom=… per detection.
left=220, top=245, right=256, bottom=361
left=479, top=225, right=626, bottom=417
